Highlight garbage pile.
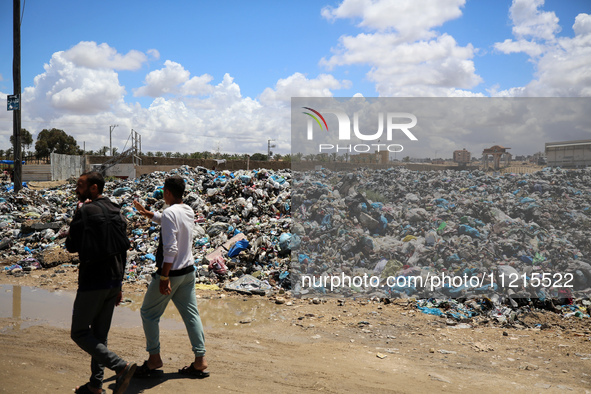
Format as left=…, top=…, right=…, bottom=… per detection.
left=1, top=164, right=590, bottom=324
left=291, top=166, right=591, bottom=321
left=1, top=166, right=292, bottom=294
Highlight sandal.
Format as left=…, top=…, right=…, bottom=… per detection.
left=134, top=360, right=164, bottom=378
left=75, top=383, right=105, bottom=394
left=178, top=364, right=210, bottom=379
left=114, top=362, right=137, bottom=394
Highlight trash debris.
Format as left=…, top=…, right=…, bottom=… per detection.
left=291, top=166, right=591, bottom=323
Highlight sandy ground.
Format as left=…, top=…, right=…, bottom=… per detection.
left=1, top=265, right=591, bottom=393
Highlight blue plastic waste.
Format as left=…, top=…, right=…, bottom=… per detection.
left=227, top=239, right=249, bottom=257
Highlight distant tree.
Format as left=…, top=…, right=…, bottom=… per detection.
left=190, top=152, right=202, bottom=159
left=155, top=151, right=163, bottom=157
left=273, top=153, right=282, bottom=161
left=165, top=152, right=172, bottom=158
left=181, top=153, right=189, bottom=159
left=112, top=147, right=119, bottom=156
left=250, top=153, right=267, bottom=161
left=403, top=156, right=410, bottom=162
left=35, top=128, right=81, bottom=158
left=330, top=153, right=338, bottom=162
left=172, top=152, right=181, bottom=158
left=201, top=151, right=212, bottom=159
left=283, top=154, right=292, bottom=163
left=145, top=151, right=154, bottom=157
left=10, top=128, right=34, bottom=154
left=304, top=154, right=314, bottom=162
left=316, top=153, right=329, bottom=162
left=97, top=146, right=109, bottom=156
left=0, top=150, right=4, bottom=160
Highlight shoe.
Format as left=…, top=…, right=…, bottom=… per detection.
left=75, top=383, right=105, bottom=394
left=114, top=363, right=137, bottom=394
left=134, top=360, right=164, bottom=378
left=178, top=364, right=210, bottom=379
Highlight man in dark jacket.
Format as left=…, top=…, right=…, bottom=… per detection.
left=66, top=172, right=136, bottom=394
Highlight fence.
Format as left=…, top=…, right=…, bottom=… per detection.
left=50, top=153, right=86, bottom=181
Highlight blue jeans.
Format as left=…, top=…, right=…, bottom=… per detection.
left=141, top=270, right=206, bottom=357
left=71, top=287, right=128, bottom=390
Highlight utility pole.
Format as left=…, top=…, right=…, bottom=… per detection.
left=267, top=139, right=276, bottom=160
left=12, top=0, right=22, bottom=192
left=109, top=125, right=118, bottom=156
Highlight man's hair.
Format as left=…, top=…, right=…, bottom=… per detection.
left=81, top=171, right=105, bottom=194
left=164, top=176, right=185, bottom=199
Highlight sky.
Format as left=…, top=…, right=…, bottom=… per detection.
left=0, top=0, right=590, bottom=158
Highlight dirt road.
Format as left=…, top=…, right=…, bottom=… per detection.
left=1, top=266, right=590, bottom=393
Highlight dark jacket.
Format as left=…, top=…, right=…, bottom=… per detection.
left=66, top=197, right=127, bottom=291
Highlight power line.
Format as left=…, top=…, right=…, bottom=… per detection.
left=20, top=0, right=25, bottom=26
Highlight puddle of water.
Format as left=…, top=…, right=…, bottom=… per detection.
left=0, top=285, right=286, bottom=332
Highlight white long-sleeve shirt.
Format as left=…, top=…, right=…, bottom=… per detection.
left=152, top=203, right=195, bottom=270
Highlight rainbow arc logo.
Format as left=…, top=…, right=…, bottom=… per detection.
left=302, top=107, right=328, bottom=132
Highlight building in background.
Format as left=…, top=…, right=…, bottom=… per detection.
left=482, top=145, right=511, bottom=171
left=453, top=148, right=471, bottom=167
left=545, top=140, right=591, bottom=167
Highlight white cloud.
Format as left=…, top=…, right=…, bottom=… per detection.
left=493, top=0, right=591, bottom=97
left=62, top=41, right=148, bottom=71
left=24, top=49, right=125, bottom=115
left=320, top=0, right=481, bottom=97
left=494, top=38, right=544, bottom=57
left=10, top=40, right=351, bottom=155
left=134, top=60, right=214, bottom=98
left=573, top=13, right=591, bottom=36
left=147, top=49, right=160, bottom=60
left=134, top=60, right=190, bottom=97
left=509, top=0, right=560, bottom=41
left=259, top=73, right=351, bottom=106
left=321, top=0, right=465, bottom=41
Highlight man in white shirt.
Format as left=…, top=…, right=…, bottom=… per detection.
left=133, top=176, right=209, bottom=378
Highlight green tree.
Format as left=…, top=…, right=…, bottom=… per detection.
left=201, top=151, right=212, bottom=159
left=35, top=128, right=81, bottom=158
left=165, top=152, right=172, bottom=158
left=273, top=153, right=282, bottom=161
left=145, top=151, right=154, bottom=157
left=10, top=128, right=34, bottom=154
left=97, top=146, right=109, bottom=156
left=250, top=153, right=267, bottom=161
left=155, top=151, right=163, bottom=157
left=112, top=147, right=119, bottom=156
left=0, top=150, right=4, bottom=160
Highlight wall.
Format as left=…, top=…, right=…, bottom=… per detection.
left=50, top=153, right=86, bottom=181
left=22, top=164, right=51, bottom=182
left=87, top=155, right=291, bottom=172
left=546, top=144, right=591, bottom=167
left=292, top=161, right=469, bottom=172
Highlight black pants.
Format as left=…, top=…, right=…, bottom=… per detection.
left=71, top=287, right=127, bottom=389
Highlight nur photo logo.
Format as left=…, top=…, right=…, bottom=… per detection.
left=302, top=106, right=418, bottom=153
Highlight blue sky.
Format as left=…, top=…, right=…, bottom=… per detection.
left=0, top=0, right=590, bottom=156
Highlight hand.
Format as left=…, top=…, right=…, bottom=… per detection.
left=133, top=200, right=147, bottom=215
left=159, top=278, right=171, bottom=296
left=116, top=290, right=123, bottom=306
